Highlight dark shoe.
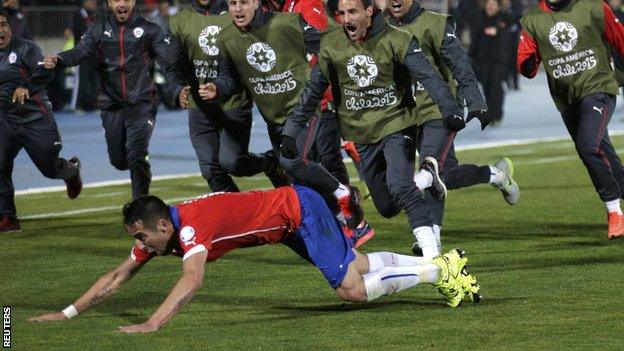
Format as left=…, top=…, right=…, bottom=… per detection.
left=344, top=220, right=375, bottom=248
left=0, top=214, right=21, bottom=233
left=337, top=185, right=364, bottom=229
left=65, top=157, right=83, bottom=199
left=263, top=151, right=291, bottom=188
left=420, top=156, right=447, bottom=202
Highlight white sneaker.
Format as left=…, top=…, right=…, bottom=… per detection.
left=493, top=157, right=519, bottom=205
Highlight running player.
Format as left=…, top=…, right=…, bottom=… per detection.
left=518, top=0, right=624, bottom=239
left=386, top=0, right=519, bottom=254
left=0, top=10, right=82, bottom=233
left=43, top=0, right=182, bottom=199
left=284, top=0, right=465, bottom=257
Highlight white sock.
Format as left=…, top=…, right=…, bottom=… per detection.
left=413, top=226, right=440, bottom=258
left=333, top=183, right=350, bottom=199
left=432, top=224, right=442, bottom=252
left=363, top=265, right=440, bottom=301
left=414, top=169, right=433, bottom=190
left=605, top=199, right=623, bottom=214
left=488, top=165, right=504, bottom=185
left=367, top=252, right=433, bottom=272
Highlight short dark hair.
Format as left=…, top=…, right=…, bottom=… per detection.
left=0, top=9, right=9, bottom=21
left=361, top=0, right=372, bottom=8
left=122, top=195, right=170, bottom=231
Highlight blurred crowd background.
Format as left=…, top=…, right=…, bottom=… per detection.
left=3, top=0, right=622, bottom=122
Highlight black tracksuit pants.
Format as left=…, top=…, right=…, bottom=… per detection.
left=562, top=93, right=624, bottom=202
left=267, top=117, right=340, bottom=197
left=417, top=119, right=490, bottom=226
left=0, top=115, right=78, bottom=215
left=188, top=106, right=264, bottom=193
left=101, top=102, right=156, bottom=199
left=356, top=127, right=432, bottom=229
left=312, top=110, right=349, bottom=185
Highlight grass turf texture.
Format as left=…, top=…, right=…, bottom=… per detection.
left=2, top=137, right=624, bottom=350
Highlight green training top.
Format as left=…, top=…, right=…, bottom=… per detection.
left=520, top=0, right=618, bottom=113
left=318, top=25, right=418, bottom=143
left=169, top=8, right=251, bottom=110
left=217, top=12, right=311, bottom=124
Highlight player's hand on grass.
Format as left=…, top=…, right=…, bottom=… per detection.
left=466, top=109, right=491, bottom=130
left=12, top=87, right=29, bottom=105
left=280, top=135, right=299, bottom=159
left=28, top=311, right=67, bottom=322
left=178, top=85, right=190, bottom=109
left=43, top=55, right=59, bottom=70
left=118, top=322, right=159, bottom=334
left=198, top=83, right=217, bottom=100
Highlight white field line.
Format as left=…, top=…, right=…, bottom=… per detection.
left=20, top=196, right=191, bottom=220
left=15, top=172, right=201, bottom=196
left=16, top=132, right=624, bottom=220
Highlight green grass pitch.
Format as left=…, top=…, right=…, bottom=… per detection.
left=2, top=137, right=624, bottom=350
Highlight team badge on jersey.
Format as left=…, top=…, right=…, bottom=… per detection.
left=8, top=52, right=17, bottom=64
left=180, top=226, right=196, bottom=243
left=347, top=55, right=378, bottom=88
left=549, top=22, right=578, bottom=53
left=198, top=25, right=222, bottom=56
left=246, top=42, right=277, bottom=73
left=133, top=27, right=144, bottom=38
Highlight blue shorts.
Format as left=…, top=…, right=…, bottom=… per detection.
left=289, top=186, right=355, bottom=289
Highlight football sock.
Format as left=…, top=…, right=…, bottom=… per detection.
left=367, top=252, right=433, bottom=272
left=363, top=265, right=441, bottom=301
left=432, top=224, right=441, bottom=252
left=414, top=169, right=433, bottom=190
left=413, top=226, right=440, bottom=258
left=605, top=199, right=623, bottom=214
left=488, top=165, right=504, bottom=185
left=333, top=184, right=351, bottom=199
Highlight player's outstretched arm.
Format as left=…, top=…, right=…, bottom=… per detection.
left=28, top=257, right=145, bottom=322
left=118, top=250, right=207, bottom=334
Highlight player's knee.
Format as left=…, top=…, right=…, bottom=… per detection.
left=109, top=157, right=128, bottom=170
left=40, top=167, right=57, bottom=179
left=278, top=155, right=300, bottom=173
left=219, top=156, right=245, bottom=176
left=378, top=205, right=400, bottom=218
left=371, top=198, right=401, bottom=218
left=335, top=285, right=367, bottom=303
left=576, top=143, right=599, bottom=158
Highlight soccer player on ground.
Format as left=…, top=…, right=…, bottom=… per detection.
left=517, top=0, right=624, bottom=239
left=265, top=0, right=375, bottom=244
left=199, top=0, right=371, bottom=246
left=43, top=0, right=183, bottom=199
left=385, top=0, right=520, bottom=254
left=167, top=0, right=290, bottom=192
left=0, top=10, right=82, bottom=233
left=28, top=187, right=481, bottom=333
left=283, top=0, right=466, bottom=257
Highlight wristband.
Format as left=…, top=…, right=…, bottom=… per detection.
left=62, top=304, right=78, bottom=319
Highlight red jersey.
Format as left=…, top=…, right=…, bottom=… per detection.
left=131, top=187, right=302, bottom=263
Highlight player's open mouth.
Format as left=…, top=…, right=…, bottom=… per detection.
left=391, top=2, right=402, bottom=11
left=117, top=8, right=129, bottom=16
left=345, top=24, right=357, bottom=34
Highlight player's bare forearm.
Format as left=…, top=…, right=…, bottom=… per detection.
left=75, top=258, right=142, bottom=311
left=118, top=251, right=207, bottom=333
left=28, top=258, right=143, bottom=322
